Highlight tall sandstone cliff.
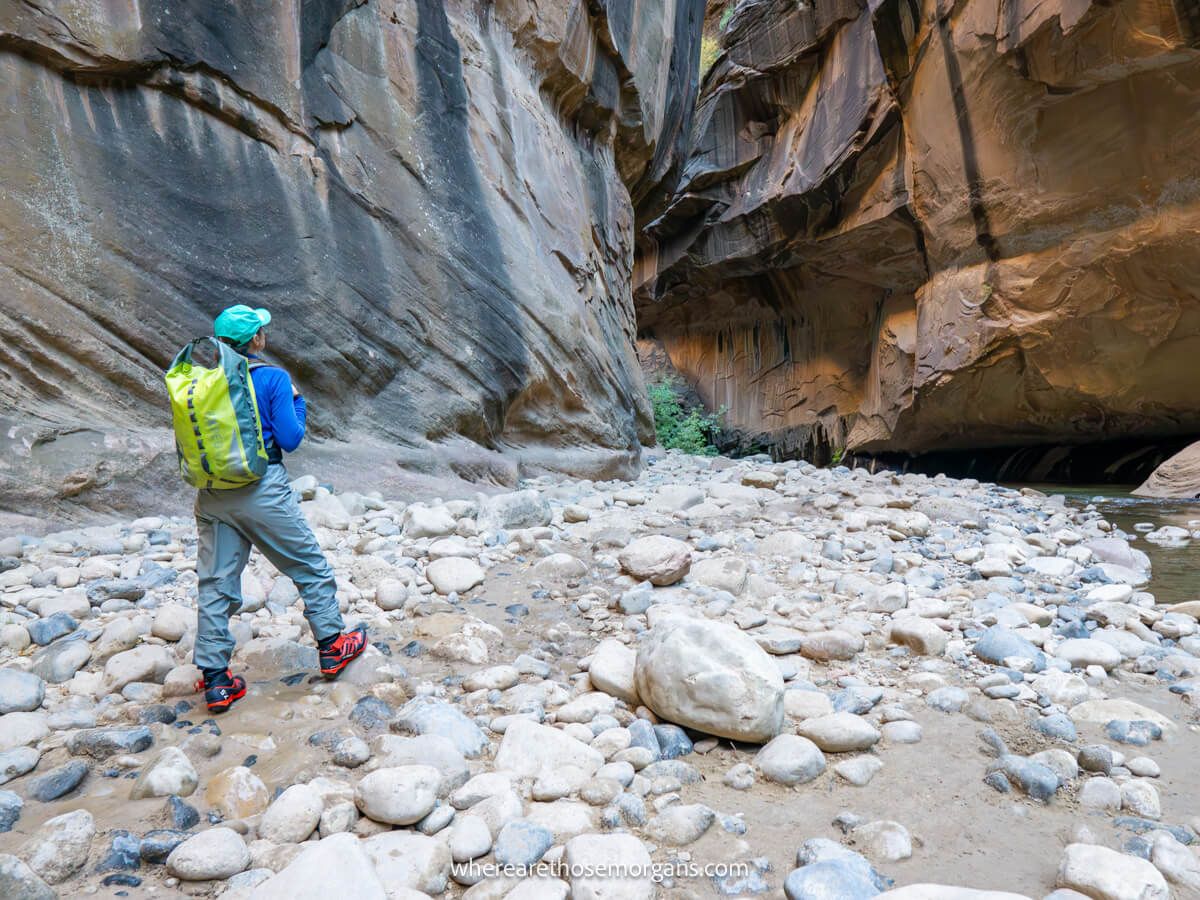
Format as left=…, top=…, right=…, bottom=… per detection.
left=638, top=0, right=1200, bottom=461
left=0, top=0, right=703, bottom=518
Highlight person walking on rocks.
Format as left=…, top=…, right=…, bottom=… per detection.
left=167, top=305, right=367, bottom=712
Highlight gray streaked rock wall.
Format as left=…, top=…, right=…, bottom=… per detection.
left=0, top=0, right=704, bottom=519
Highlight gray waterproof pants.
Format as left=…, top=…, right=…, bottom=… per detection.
left=193, top=463, right=343, bottom=670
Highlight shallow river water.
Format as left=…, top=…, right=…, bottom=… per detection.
left=1022, top=485, right=1200, bottom=606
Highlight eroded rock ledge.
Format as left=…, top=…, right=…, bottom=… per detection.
left=637, top=0, right=1200, bottom=461
left=0, top=0, right=704, bottom=520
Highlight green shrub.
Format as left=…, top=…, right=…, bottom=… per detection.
left=718, top=6, right=735, bottom=30
left=649, top=378, right=725, bottom=456
left=699, top=35, right=719, bottom=78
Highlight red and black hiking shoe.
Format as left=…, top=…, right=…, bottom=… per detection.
left=196, top=670, right=247, bottom=714
left=319, top=625, right=368, bottom=679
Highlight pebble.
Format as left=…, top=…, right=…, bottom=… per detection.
left=25, top=809, right=95, bottom=885
left=28, top=759, right=89, bottom=802
left=796, top=712, right=881, bottom=752
left=260, top=783, right=323, bottom=843
left=0, top=670, right=45, bottom=714
left=354, top=765, right=440, bottom=825
left=0, top=790, right=21, bottom=832
left=754, top=734, right=826, bottom=785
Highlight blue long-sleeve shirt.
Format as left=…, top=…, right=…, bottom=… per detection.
left=248, top=356, right=307, bottom=453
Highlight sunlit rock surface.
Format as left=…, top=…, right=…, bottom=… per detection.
left=638, top=0, right=1200, bottom=460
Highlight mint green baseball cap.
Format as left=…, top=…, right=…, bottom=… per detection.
left=213, top=305, right=271, bottom=345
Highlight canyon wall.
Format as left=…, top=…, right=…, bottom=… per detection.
left=0, top=0, right=703, bottom=520
left=638, top=0, right=1200, bottom=461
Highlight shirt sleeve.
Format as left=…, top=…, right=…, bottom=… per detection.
left=263, top=369, right=307, bottom=452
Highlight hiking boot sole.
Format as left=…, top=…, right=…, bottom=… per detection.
left=206, top=683, right=247, bottom=713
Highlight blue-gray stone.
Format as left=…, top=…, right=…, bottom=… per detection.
left=96, top=830, right=141, bottom=872
left=989, top=754, right=1058, bottom=800
left=101, top=874, right=142, bottom=888
left=978, top=728, right=1008, bottom=757
left=1123, top=836, right=1154, bottom=859
left=627, top=718, right=661, bottom=757
left=618, top=586, right=654, bottom=615
left=589, top=715, right=620, bottom=736
left=616, top=792, right=646, bottom=827
left=984, top=683, right=1021, bottom=700
left=391, top=697, right=487, bottom=757
left=821, top=541, right=843, bottom=562
left=86, top=579, right=145, bottom=603
left=137, top=564, right=178, bottom=590
left=869, top=552, right=894, bottom=575
left=166, top=796, right=200, bottom=830
left=832, top=686, right=883, bottom=714
left=67, top=726, right=153, bottom=759
left=0, top=790, right=22, bottom=833
left=1106, top=720, right=1162, bottom=745
left=137, top=705, right=177, bottom=726
left=653, top=724, right=693, bottom=759
left=1055, top=620, right=1091, bottom=640
left=1113, top=816, right=1195, bottom=845
left=973, top=625, right=1046, bottom=671
left=349, top=696, right=393, bottom=732
left=1077, top=744, right=1113, bottom=773
left=926, top=686, right=969, bottom=713
left=719, top=813, right=747, bottom=835
left=1034, top=713, right=1076, bottom=741
left=139, top=829, right=189, bottom=863
left=641, top=760, right=701, bottom=784
left=783, top=859, right=888, bottom=900
left=984, top=772, right=1011, bottom=794
left=29, top=760, right=89, bottom=802
left=0, top=670, right=44, bottom=714
left=713, top=857, right=771, bottom=895
left=27, top=612, right=78, bottom=646
left=494, top=820, right=553, bottom=867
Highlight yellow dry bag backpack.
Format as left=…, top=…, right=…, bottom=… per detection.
left=165, top=337, right=269, bottom=489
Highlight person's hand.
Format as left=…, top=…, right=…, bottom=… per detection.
left=292, top=383, right=300, bottom=398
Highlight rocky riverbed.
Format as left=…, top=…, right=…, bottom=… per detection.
left=1, top=453, right=1199, bottom=899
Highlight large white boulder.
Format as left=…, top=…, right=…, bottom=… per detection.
left=493, top=719, right=603, bottom=793
left=259, top=784, right=323, bottom=844
left=362, top=831, right=452, bottom=895
left=1056, top=843, right=1168, bottom=900
left=563, top=833, right=654, bottom=900
left=166, top=827, right=250, bottom=881
left=250, top=832, right=386, bottom=900
left=425, top=558, right=485, bottom=595
left=1055, top=639, right=1122, bottom=671
left=354, top=766, right=440, bottom=825
left=103, top=644, right=175, bottom=691
left=634, top=618, right=784, bottom=742
left=617, top=536, right=692, bottom=586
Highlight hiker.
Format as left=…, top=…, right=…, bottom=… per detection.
left=168, top=305, right=367, bottom=712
